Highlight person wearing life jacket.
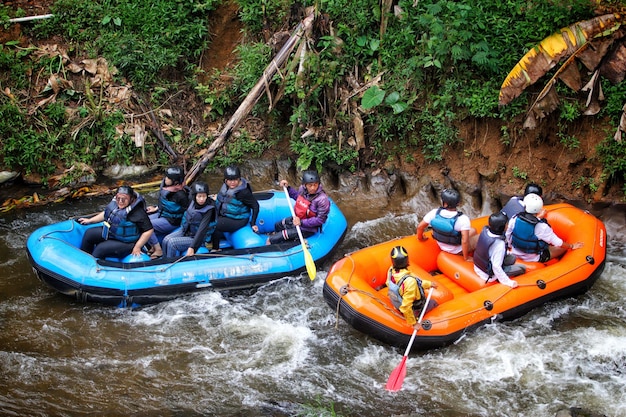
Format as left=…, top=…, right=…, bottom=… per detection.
left=161, top=182, right=217, bottom=258
left=473, top=212, right=525, bottom=288
left=145, top=166, right=190, bottom=259
left=210, top=166, right=259, bottom=252
left=78, top=185, right=154, bottom=259
left=416, top=188, right=476, bottom=261
left=266, top=170, right=330, bottom=245
left=501, top=183, right=543, bottom=220
left=506, top=193, right=583, bottom=262
left=386, top=246, right=438, bottom=330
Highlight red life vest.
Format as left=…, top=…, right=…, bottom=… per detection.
left=294, top=194, right=316, bottom=219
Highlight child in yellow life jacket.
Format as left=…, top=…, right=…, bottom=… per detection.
left=387, top=246, right=438, bottom=330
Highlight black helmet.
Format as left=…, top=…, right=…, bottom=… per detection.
left=191, top=182, right=209, bottom=196
left=302, top=170, right=320, bottom=184
left=117, top=185, right=134, bottom=197
left=488, top=212, right=508, bottom=235
left=224, top=166, right=241, bottom=180
left=390, top=246, right=409, bottom=269
left=441, top=188, right=460, bottom=208
left=524, top=183, right=543, bottom=197
left=165, top=166, right=184, bottom=184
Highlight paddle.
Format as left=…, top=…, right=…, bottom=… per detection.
left=283, top=186, right=317, bottom=280
left=385, top=288, right=434, bottom=392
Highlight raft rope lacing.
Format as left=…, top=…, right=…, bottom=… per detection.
left=39, top=220, right=310, bottom=274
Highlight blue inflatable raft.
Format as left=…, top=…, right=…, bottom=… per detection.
left=26, top=190, right=348, bottom=306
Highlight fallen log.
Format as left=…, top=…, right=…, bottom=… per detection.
left=0, top=180, right=163, bottom=213
left=184, top=12, right=314, bottom=185
left=0, top=13, right=314, bottom=212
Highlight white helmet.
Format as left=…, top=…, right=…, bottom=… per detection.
left=523, top=193, right=543, bottom=214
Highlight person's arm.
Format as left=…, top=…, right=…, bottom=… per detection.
left=399, top=279, right=419, bottom=327
left=560, top=241, right=584, bottom=250
left=287, top=186, right=299, bottom=201
left=78, top=211, right=105, bottom=225
left=128, top=210, right=154, bottom=255
left=301, top=195, right=330, bottom=229
left=535, top=223, right=565, bottom=247
left=416, top=220, right=429, bottom=241
left=190, top=211, right=213, bottom=252
left=174, top=191, right=189, bottom=210
left=422, top=279, right=437, bottom=290
left=456, top=215, right=473, bottom=261
left=461, top=229, right=471, bottom=261
left=238, top=188, right=260, bottom=227
left=132, top=229, right=153, bottom=256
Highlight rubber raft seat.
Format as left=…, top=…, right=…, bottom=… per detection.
left=436, top=251, right=548, bottom=292
left=406, top=264, right=454, bottom=305
left=436, top=251, right=493, bottom=293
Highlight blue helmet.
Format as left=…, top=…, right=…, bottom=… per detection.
left=302, top=170, right=320, bottom=184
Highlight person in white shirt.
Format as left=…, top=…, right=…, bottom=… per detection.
left=474, top=212, right=525, bottom=288
left=416, top=188, right=476, bottom=261
left=506, top=193, right=583, bottom=262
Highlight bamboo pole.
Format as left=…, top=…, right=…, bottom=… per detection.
left=184, top=12, right=315, bottom=185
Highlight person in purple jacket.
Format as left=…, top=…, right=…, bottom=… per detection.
left=267, top=170, right=330, bottom=245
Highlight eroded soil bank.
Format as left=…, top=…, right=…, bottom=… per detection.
left=2, top=1, right=624, bottom=212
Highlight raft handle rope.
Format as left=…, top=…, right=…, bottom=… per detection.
left=334, top=255, right=413, bottom=329
left=39, top=218, right=80, bottom=240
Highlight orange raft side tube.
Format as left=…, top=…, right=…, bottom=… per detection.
left=322, top=204, right=607, bottom=350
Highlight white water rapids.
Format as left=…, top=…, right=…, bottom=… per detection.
left=0, top=189, right=624, bottom=417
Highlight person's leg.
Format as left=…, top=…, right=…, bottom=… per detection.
left=80, top=227, right=105, bottom=254
left=92, top=240, right=134, bottom=259
left=211, top=217, right=248, bottom=250
left=503, top=263, right=526, bottom=277
left=162, top=230, right=190, bottom=257
left=500, top=253, right=526, bottom=276
left=163, top=232, right=193, bottom=258
left=549, top=245, right=567, bottom=260
left=147, top=215, right=178, bottom=256
left=539, top=248, right=553, bottom=263
left=267, top=226, right=314, bottom=244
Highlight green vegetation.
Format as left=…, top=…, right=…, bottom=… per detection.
left=298, top=396, right=346, bottom=417
left=35, top=0, right=215, bottom=89
left=0, top=0, right=624, bottom=197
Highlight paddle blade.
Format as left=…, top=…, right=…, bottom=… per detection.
left=303, top=246, right=316, bottom=280
left=385, top=356, right=408, bottom=392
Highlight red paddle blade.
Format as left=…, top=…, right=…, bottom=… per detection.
left=385, top=356, right=408, bottom=391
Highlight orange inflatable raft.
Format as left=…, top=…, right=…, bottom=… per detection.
left=323, top=204, right=607, bottom=350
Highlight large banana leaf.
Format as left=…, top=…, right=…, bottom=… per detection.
left=499, top=13, right=623, bottom=106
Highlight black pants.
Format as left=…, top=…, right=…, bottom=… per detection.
left=80, top=226, right=136, bottom=259
left=211, top=216, right=248, bottom=250
left=267, top=216, right=315, bottom=244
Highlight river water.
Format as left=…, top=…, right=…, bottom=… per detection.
left=1, top=183, right=625, bottom=417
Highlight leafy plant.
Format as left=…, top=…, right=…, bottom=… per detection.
left=512, top=166, right=528, bottom=180
left=210, top=129, right=276, bottom=168
left=290, top=140, right=359, bottom=173
left=597, top=135, right=626, bottom=184
left=35, top=0, right=216, bottom=90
